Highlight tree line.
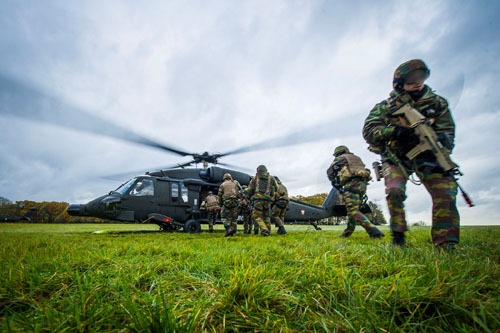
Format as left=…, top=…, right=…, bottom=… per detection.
left=0, top=198, right=113, bottom=223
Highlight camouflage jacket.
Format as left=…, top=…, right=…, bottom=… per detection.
left=238, top=187, right=251, bottom=211
left=248, top=175, right=278, bottom=202
left=363, top=86, right=455, bottom=163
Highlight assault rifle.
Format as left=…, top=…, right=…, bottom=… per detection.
left=389, top=103, right=474, bottom=207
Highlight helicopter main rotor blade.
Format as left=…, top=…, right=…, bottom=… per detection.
left=102, top=160, right=196, bottom=181
left=221, top=117, right=353, bottom=157
left=0, top=73, right=193, bottom=157
left=216, top=162, right=252, bottom=173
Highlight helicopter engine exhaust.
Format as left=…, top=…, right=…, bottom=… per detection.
left=199, top=166, right=252, bottom=186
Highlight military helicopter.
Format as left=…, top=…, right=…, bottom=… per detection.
left=1, top=73, right=355, bottom=232
left=67, top=164, right=349, bottom=233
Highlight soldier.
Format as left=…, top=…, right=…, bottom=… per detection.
left=270, top=176, right=288, bottom=235
left=363, top=59, right=459, bottom=248
left=218, top=173, right=241, bottom=237
left=201, top=191, right=218, bottom=233
left=248, top=165, right=278, bottom=236
left=238, top=185, right=253, bottom=234
left=327, top=145, right=385, bottom=238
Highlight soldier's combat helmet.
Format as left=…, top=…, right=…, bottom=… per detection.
left=393, top=59, right=430, bottom=91
left=223, top=173, right=232, bottom=180
left=256, top=165, right=268, bottom=177
left=334, top=145, right=349, bottom=157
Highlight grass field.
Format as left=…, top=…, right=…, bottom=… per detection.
left=0, top=223, right=499, bottom=332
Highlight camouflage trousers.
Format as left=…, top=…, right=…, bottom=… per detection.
left=241, top=210, right=252, bottom=232
left=221, top=205, right=238, bottom=232
left=383, top=162, right=459, bottom=245
left=251, top=202, right=272, bottom=232
left=342, top=178, right=378, bottom=236
left=271, top=205, right=286, bottom=227
left=207, top=209, right=217, bottom=230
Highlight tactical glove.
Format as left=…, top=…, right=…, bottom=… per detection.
left=381, top=126, right=396, bottom=139
left=437, top=132, right=454, bottom=150
left=383, top=125, right=418, bottom=143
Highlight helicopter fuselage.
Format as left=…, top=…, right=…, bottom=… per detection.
left=67, top=166, right=348, bottom=230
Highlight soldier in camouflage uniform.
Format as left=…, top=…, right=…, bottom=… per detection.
left=327, top=145, right=385, bottom=238
left=201, top=191, right=218, bottom=233
left=270, top=176, right=288, bottom=235
left=363, top=59, right=459, bottom=248
left=248, top=165, right=278, bottom=236
left=239, top=185, right=253, bottom=234
left=218, top=173, right=241, bottom=237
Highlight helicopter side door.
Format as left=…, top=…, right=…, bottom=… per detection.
left=169, top=181, right=192, bottom=222
left=122, top=178, right=159, bottom=221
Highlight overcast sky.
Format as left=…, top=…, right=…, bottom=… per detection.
left=1, top=0, right=499, bottom=225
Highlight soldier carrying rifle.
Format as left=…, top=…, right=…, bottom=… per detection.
left=363, top=59, right=471, bottom=249
left=327, top=145, right=385, bottom=239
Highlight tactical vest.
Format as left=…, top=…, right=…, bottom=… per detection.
left=205, top=195, right=218, bottom=210
left=339, top=153, right=371, bottom=185
left=222, top=180, right=238, bottom=197
left=251, top=176, right=273, bottom=210
left=221, top=180, right=238, bottom=208
left=255, top=176, right=272, bottom=196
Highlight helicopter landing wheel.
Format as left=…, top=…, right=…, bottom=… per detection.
left=183, top=219, right=201, bottom=234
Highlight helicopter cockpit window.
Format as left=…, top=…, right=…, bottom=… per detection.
left=171, top=183, right=179, bottom=202
left=129, top=179, right=154, bottom=197
left=181, top=183, right=188, bottom=203
left=115, top=178, right=136, bottom=196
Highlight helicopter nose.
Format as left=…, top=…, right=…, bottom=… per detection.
left=66, top=204, right=88, bottom=216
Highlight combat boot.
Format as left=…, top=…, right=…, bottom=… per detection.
left=311, top=222, right=322, bottom=230
left=224, top=225, right=233, bottom=237
left=436, top=242, right=457, bottom=252
left=277, top=226, right=287, bottom=235
left=338, top=229, right=353, bottom=238
left=369, top=228, right=385, bottom=239
left=261, top=229, right=270, bottom=236
left=254, top=228, right=259, bottom=235
left=209, top=227, right=214, bottom=233
left=392, top=231, right=406, bottom=246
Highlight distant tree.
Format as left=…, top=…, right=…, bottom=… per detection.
left=0, top=196, right=11, bottom=205
left=412, top=221, right=426, bottom=226
left=291, top=193, right=328, bottom=206
left=367, top=201, right=387, bottom=225
left=331, top=216, right=347, bottom=225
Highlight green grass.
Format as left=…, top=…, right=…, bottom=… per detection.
left=0, top=224, right=499, bottom=332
